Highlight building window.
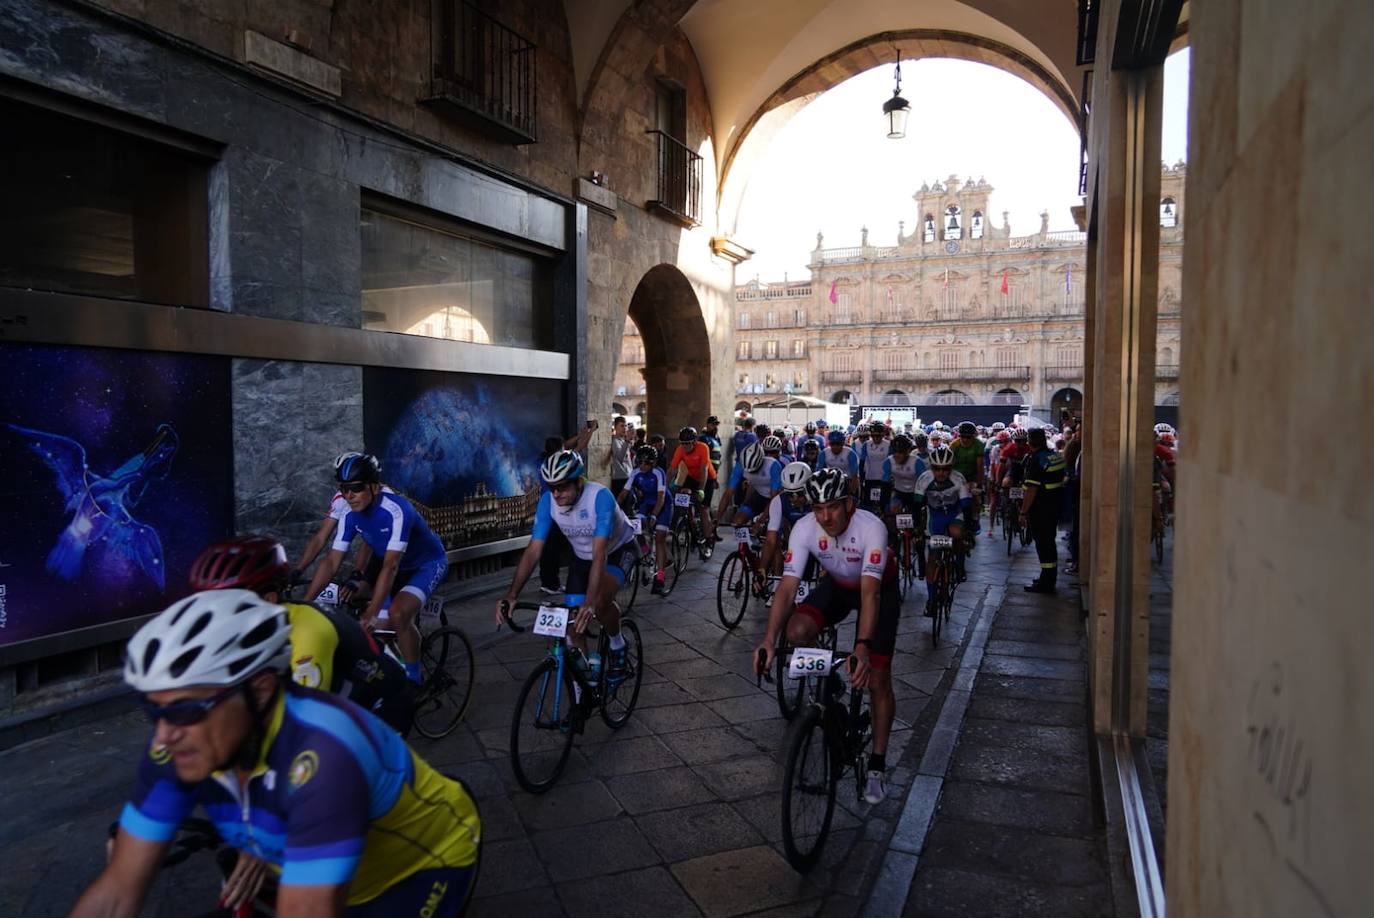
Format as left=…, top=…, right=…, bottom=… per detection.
left=944, top=205, right=962, bottom=240
left=0, top=96, right=211, bottom=306
left=738, top=311, right=751, bottom=329
left=970, top=211, right=984, bottom=239
left=426, top=1, right=538, bottom=143
left=1160, top=197, right=1177, bottom=227
left=996, top=348, right=1019, bottom=368
left=362, top=208, right=552, bottom=347
left=940, top=351, right=959, bottom=370
left=923, top=215, right=936, bottom=242
left=737, top=340, right=751, bottom=360
left=765, top=340, right=779, bottom=359
left=767, top=310, right=777, bottom=328
left=794, top=307, right=806, bottom=326
left=883, top=350, right=905, bottom=371
left=792, top=338, right=806, bottom=358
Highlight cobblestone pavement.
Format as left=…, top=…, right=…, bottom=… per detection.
left=0, top=527, right=1108, bottom=916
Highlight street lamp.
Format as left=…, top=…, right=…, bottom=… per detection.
left=883, top=55, right=910, bottom=139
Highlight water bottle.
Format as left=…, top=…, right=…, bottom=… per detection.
left=585, top=651, right=602, bottom=681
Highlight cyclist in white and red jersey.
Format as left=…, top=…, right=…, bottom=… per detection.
left=752, top=468, right=901, bottom=805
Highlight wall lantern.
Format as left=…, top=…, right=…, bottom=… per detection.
left=883, top=55, right=910, bottom=139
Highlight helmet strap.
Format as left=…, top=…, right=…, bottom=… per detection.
left=230, top=678, right=279, bottom=773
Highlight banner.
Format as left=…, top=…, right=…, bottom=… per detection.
left=0, top=344, right=234, bottom=647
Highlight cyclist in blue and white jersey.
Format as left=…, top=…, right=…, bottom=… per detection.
left=619, top=446, right=672, bottom=595
left=755, top=461, right=812, bottom=581
left=913, top=445, right=973, bottom=615
left=304, top=454, right=447, bottom=683
left=715, top=436, right=784, bottom=529
left=882, top=435, right=928, bottom=578
left=820, top=429, right=860, bottom=495
left=497, top=450, right=637, bottom=681
left=858, top=423, right=892, bottom=511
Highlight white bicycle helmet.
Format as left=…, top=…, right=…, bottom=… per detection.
left=780, top=461, right=813, bottom=493
left=741, top=442, right=766, bottom=474
left=806, top=467, right=850, bottom=505
left=124, top=590, right=290, bottom=692
left=928, top=445, right=955, bottom=468
left=760, top=435, right=783, bottom=453
left=540, top=449, right=585, bottom=484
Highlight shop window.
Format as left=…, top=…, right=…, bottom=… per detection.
left=0, top=96, right=211, bottom=305
left=361, top=206, right=552, bottom=348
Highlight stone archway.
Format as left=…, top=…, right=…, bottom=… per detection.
left=628, top=264, right=712, bottom=437
left=1051, top=386, right=1083, bottom=419
left=831, top=389, right=853, bottom=404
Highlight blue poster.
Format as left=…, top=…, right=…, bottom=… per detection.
left=363, top=368, right=562, bottom=549
left=0, top=344, right=234, bottom=647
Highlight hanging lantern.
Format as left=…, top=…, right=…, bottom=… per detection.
left=883, top=55, right=910, bottom=139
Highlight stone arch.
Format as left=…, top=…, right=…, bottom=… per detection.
left=831, top=389, right=854, bottom=404
left=1051, top=387, right=1083, bottom=419
left=929, top=389, right=975, bottom=405
left=883, top=388, right=910, bottom=406
left=612, top=402, right=629, bottom=416
left=992, top=387, right=1023, bottom=405
left=628, top=264, right=711, bottom=436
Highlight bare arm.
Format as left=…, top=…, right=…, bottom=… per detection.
left=70, top=829, right=169, bottom=918
left=363, top=551, right=403, bottom=623
left=305, top=548, right=346, bottom=601
left=294, top=517, right=338, bottom=571
left=276, top=882, right=349, bottom=918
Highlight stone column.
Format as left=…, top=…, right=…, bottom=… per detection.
left=1084, top=63, right=1164, bottom=737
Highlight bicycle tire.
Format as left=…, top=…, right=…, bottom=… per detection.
left=1154, top=525, right=1165, bottom=564
left=509, top=658, right=577, bottom=793
left=599, top=618, right=643, bottom=728
left=780, top=705, right=838, bottom=872
left=716, top=551, right=750, bottom=629
left=774, top=630, right=807, bottom=721
left=1005, top=510, right=1016, bottom=555
left=671, top=515, right=692, bottom=575
left=412, top=627, right=475, bottom=739
left=617, top=556, right=640, bottom=614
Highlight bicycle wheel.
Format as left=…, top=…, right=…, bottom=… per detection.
left=617, top=556, right=640, bottom=614
left=1005, top=510, right=1016, bottom=555
left=716, top=551, right=750, bottom=629
left=1154, top=524, right=1165, bottom=564
left=509, top=658, right=577, bottom=793
left=671, top=516, right=692, bottom=575
left=696, top=520, right=715, bottom=562
left=774, top=630, right=807, bottom=721
left=599, top=618, right=644, bottom=728
left=780, top=705, right=838, bottom=872
left=413, top=626, right=475, bottom=739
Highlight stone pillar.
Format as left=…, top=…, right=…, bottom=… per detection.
left=1084, top=63, right=1164, bottom=737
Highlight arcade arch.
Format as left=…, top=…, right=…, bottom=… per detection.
left=626, top=264, right=712, bottom=437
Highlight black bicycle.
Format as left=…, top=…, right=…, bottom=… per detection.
left=501, top=599, right=644, bottom=793
left=669, top=488, right=715, bottom=574
left=772, top=613, right=836, bottom=722
left=759, top=646, right=873, bottom=872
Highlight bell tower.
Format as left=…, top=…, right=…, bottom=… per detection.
left=912, top=175, right=996, bottom=249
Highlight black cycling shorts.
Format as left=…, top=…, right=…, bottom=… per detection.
left=565, top=539, right=640, bottom=597
left=794, top=574, right=901, bottom=669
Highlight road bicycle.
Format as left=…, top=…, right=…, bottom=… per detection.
left=715, top=519, right=776, bottom=629
left=107, top=817, right=274, bottom=918
left=924, top=534, right=960, bottom=647
left=669, top=487, right=715, bottom=575
left=890, top=509, right=924, bottom=599
left=771, top=613, right=835, bottom=721
left=500, top=599, right=643, bottom=793
left=759, top=646, right=873, bottom=872
left=1002, top=486, right=1033, bottom=555
left=620, top=512, right=676, bottom=606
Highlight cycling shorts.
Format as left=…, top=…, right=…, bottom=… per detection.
left=794, top=576, right=900, bottom=670
left=345, top=864, right=478, bottom=918
left=565, top=538, right=640, bottom=595
left=739, top=490, right=771, bottom=518
left=637, top=503, right=674, bottom=533
left=391, top=558, right=448, bottom=603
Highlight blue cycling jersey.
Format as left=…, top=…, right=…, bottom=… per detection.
left=332, top=492, right=446, bottom=571
left=623, top=466, right=668, bottom=515
left=531, top=481, right=633, bottom=560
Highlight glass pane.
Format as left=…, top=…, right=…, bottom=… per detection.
left=361, top=210, right=549, bottom=348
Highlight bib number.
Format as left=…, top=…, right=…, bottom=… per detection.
left=734, top=527, right=752, bottom=545
left=674, top=492, right=692, bottom=508
left=420, top=595, right=444, bottom=627
left=928, top=534, right=954, bottom=549
left=869, top=487, right=882, bottom=503
left=795, top=580, right=811, bottom=603
left=895, top=514, right=914, bottom=530
left=630, top=517, right=643, bottom=535
left=789, top=647, right=834, bottom=678
left=1009, top=487, right=1025, bottom=499
left=533, top=605, right=569, bottom=638
left=317, top=583, right=340, bottom=606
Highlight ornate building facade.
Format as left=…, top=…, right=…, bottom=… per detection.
left=619, top=165, right=1182, bottom=422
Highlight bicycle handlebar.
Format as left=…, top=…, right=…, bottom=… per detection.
left=497, top=598, right=579, bottom=633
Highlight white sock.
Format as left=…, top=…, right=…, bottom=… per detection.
left=609, top=633, right=627, bottom=651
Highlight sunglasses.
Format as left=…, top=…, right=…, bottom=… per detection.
left=339, top=482, right=371, bottom=495
left=140, top=683, right=241, bottom=726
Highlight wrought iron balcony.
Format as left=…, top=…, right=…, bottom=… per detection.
left=647, top=130, right=702, bottom=227
left=873, top=368, right=917, bottom=382
left=423, top=0, right=537, bottom=143
left=907, top=365, right=1032, bottom=383
left=1156, top=363, right=1180, bottom=380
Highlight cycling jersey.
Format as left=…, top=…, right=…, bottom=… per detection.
left=818, top=446, right=859, bottom=476
left=859, top=439, right=891, bottom=480
left=765, top=492, right=809, bottom=534
left=333, top=493, right=445, bottom=573
left=1154, top=443, right=1176, bottom=468
left=728, top=455, right=783, bottom=498
left=882, top=453, right=926, bottom=494
left=701, top=433, right=723, bottom=470
left=950, top=438, right=985, bottom=482
left=623, top=466, right=672, bottom=532
left=284, top=602, right=408, bottom=725
left=669, top=442, right=716, bottom=484
left=731, top=430, right=758, bottom=462
left=531, top=481, right=633, bottom=560
left=996, top=443, right=1032, bottom=482
left=119, top=682, right=480, bottom=906
left=327, top=486, right=394, bottom=525
left=914, top=470, right=971, bottom=536
left=782, top=509, right=894, bottom=589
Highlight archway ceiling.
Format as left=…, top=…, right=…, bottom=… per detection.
left=564, top=1, right=1078, bottom=157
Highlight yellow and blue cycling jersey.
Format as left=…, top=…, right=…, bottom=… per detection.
left=118, top=681, right=480, bottom=905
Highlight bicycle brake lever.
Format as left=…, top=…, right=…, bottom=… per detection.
left=755, top=648, right=774, bottom=687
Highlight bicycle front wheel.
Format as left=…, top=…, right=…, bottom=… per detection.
left=617, top=556, right=640, bottom=614
left=716, top=551, right=750, bottom=629
left=413, top=627, right=475, bottom=739
left=599, top=618, right=643, bottom=728
left=780, top=705, right=838, bottom=872
left=671, top=516, right=692, bottom=575
left=510, top=658, right=577, bottom=793
left=774, top=630, right=807, bottom=721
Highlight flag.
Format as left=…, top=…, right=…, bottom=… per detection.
left=828, top=280, right=837, bottom=305
left=1065, top=264, right=1072, bottom=293
left=1000, top=270, right=1009, bottom=295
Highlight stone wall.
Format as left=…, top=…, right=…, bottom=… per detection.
left=1167, top=1, right=1372, bottom=914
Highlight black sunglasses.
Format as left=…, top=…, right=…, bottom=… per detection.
left=339, top=481, right=371, bottom=495
left=140, top=683, right=241, bottom=727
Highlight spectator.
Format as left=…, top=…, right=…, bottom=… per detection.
left=607, top=415, right=632, bottom=495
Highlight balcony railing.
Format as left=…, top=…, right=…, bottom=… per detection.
left=738, top=384, right=811, bottom=395
left=1045, top=363, right=1085, bottom=381
left=1156, top=363, right=1180, bottom=380
left=906, top=365, right=1033, bottom=383
left=873, top=368, right=917, bottom=381
left=736, top=283, right=813, bottom=301
left=813, top=245, right=900, bottom=264
left=647, top=130, right=702, bottom=227
left=423, top=0, right=537, bottom=143
left=820, top=369, right=862, bottom=383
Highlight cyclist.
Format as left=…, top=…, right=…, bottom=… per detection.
left=997, top=427, right=1033, bottom=495
left=619, top=445, right=673, bottom=595
left=859, top=422, right=891, bottom=512
left=914, top=445, right=973, bottom=614
left=819, top=429, right=860, bottom=495
left=756, top=461, right=813, bottom=582
left=716, top=437, right=785, bottom=530
left=913, top=431, right=930, bottom=464
left=752, top=468, right=901, bottom=805
left=730, top=416, right=758, bottom=478
left=74, top=591, right=480, bottom=918
left=292, top=452, right=393, bottom=598
left=985, top=430, right=1012, bottom=535
left=1018, top=428, right=1067, bottom=593
left=668, top=426, right=718, bottom=541
left=801, top=438, right=821, bottom=471
left=304, top=455, right=446, bottom=685
left=190, top=536, right=413, bottom=734
left=799, top=421, right=823, bottom=454
left=950, top=422, right=986, bottom=533
left=496, top=450, right=637, bottom=680
left=882, top=434, right=928, bottom=579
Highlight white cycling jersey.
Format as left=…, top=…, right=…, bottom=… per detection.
left=819, top=446, right=859, bottom=476
left=859, top=439, right=891, bottom=480
left=782, top=509, right=892, bottom=590
left=883, top=454, right=925, bottom=494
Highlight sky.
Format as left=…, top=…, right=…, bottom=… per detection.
left=736, top=49, right=1191, bottom=282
